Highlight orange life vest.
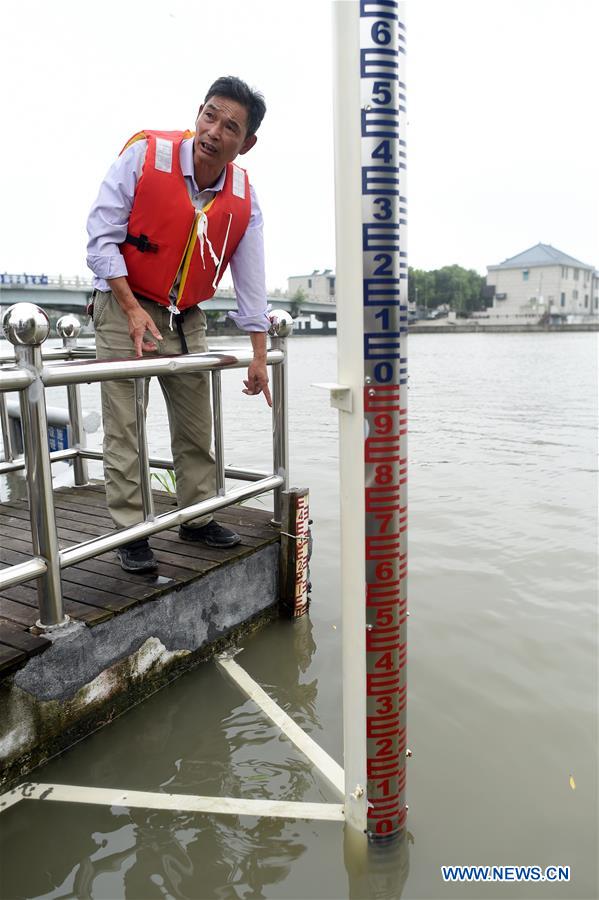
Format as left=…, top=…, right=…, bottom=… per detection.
left=120, top=129, right=251, bottom=310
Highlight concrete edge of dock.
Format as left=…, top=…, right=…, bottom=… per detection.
left=0, top=543, right=279, bottom=791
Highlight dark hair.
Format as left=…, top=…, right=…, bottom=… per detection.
left=204, top=76, right=266, bottom=137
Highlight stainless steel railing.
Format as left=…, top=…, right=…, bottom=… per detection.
left=0, top=302, right=293, bottom=630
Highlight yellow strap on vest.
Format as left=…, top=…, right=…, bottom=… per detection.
left=120, top=131, right=147, bottom=155
left=120, top=129, right=194, bottom=156
left=175, top=198, right=216, bottom=305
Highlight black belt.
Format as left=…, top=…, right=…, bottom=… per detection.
left=174, top=313, right=189, bottom=355
left=133, top=292, right=189, bottom=355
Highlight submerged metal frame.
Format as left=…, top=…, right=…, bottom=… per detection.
left=0, top=783, right=344, bottom=822
left=0, top=650, right=345, bottom=822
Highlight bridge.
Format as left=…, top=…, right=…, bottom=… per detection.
left=0, top=274, right=337, bottom=327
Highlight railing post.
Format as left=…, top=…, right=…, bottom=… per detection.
left=211, top=370, right=225, bottom=495
left=2, top=303, right=68, bottom=629
left=0, top=390, right=13, bottom=463
left=134, top=377, right=154, bottom=520
left=269, top=310, right=293, bottom=526
left=57, top=315, right=88, bottom=485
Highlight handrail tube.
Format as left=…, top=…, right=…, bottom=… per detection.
left=211, top=370, right=225, bottom=494
left=135, top=378, right=154, bottom=520
left=14, top=344, right=67, bottom=628
left=76, top=450, right=269, bottom=483
left=59, top=475, right=282, bottom=569
left=77, top=448, right=110, bottom=461
left=2, top=342, right=287, bottom=367
left=0, top=447, right=78, bottom=475
left=0, top=557, right=47, bottom=592
left=0, top=468, right=278, bottom=587
left=224, top=466, right=268, bottom=482
left=79, top=448, right=178, bottom=470
left=0, top=348, right=96, bottom=366
left=0, top=369, right=35, bottom=392
left=41, top=349, right=284, bottom=388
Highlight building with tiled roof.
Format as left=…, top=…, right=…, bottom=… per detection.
left=486, top=243, right=598, bottom=321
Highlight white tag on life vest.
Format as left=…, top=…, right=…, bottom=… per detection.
left=232, top=165, right=246, bottom=199
left=155, top=138, right=173, bottom=174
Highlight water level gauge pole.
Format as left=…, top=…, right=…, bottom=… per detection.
left=333, top=0, right=408, bottom=840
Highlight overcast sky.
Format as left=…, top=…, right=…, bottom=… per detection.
left=0, top=0, right=596, bottom=290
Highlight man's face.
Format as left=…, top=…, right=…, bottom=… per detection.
left=194, top=96, right=257, bottom=172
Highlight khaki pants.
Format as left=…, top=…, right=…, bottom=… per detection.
left=92, top=291, right=215, bottom=530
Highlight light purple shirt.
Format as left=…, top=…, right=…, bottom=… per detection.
left=86, top=138, right=270, bottom=332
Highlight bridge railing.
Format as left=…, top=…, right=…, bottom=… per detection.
left=0, top=274, right=95, bottom=289
left=0, top=303, right=292, bottom=630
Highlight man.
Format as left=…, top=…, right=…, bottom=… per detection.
left=86, top=76, right=271, bottom=573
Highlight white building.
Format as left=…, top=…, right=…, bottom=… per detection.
left=287, top=269, right=336, bottom=305
left=486, top=244, right=598, bottom=322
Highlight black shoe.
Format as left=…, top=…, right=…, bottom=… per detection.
left=116, top=539, right=158, bottom=573
left=179, top=520, right=241, bottom=548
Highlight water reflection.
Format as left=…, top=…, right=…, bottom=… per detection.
left=0, top=619, right=330, bottom=899
left=344, top=828, right=410, bottom=900
left=231, top=616, right=319, bottom=736
left=0, top=803, right=413, bottom=900
left=1, top=801, right=309, bottom=899
left=85, top=809, right=307, bottom=900
left=0, top=803, right=120, bottom=899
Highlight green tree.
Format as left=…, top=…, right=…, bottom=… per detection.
left=408, top=268, right=436, bottom=311
left=408, top=265, right=485, bottom=313
left=289, top=287, right=307, bottom=319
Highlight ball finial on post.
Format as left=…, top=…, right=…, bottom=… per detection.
left=56, top=315, right=81, bottom=340
left=268, top=309, right=294, bottom=338
left=2, top=303, right=50, bottom=346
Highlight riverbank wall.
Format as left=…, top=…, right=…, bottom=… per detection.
left=409, top=322, right=599, bottom=334
left=206, top=322, right=599, bottom=337
left=14, top=320, right=598, bottom=341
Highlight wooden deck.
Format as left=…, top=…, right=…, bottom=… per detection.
left=0, top=484, right=278, bottom=676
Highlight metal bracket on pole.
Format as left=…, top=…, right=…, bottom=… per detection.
left=312, top=383, right=353, bottom=413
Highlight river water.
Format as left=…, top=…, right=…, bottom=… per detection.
left=0, top=332, right=597, bottom=899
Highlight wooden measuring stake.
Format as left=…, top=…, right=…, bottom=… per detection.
left=279, top=488, right=311, bottom=618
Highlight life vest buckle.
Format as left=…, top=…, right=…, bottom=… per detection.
left=125, top=232, right=159, bottom=254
